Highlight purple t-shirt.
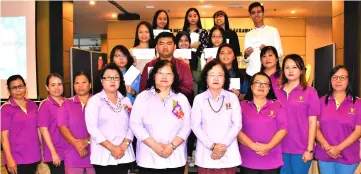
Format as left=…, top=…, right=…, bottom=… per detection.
left=269, top=73, right=281, bottom=92
left=57, top=95, right=92, bottom=168
left=38, top=96, right=67, bottom=162
left=276, top=85, right=320, bottom=154
left=315, top=95, right=361, bottom=164
left=240, top=100, right=288, bottom=169
left=1, top=98, right=41, bottom=164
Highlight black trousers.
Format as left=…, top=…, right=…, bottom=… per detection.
left=138, top=166, right=185, bottom=174
left=187, top=131, right=196, bottom=156
left=93, top=163, right=132, bottom=174
left=46, top=161, right=65, bottom=174
left=241, top=166, right=280, bottom=174
left=6, top=162, right=38, bottom=174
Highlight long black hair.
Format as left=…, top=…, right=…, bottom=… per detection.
left=182, top=8, right=203, bottom=31
left=175, top=31, right=191, bottom=49
left=325, top=65, right=357, bottom=104
left=244, top=72, right=277, bottom=101
left=152, top=10, right=169, bottom=29
left=213, top=10, right=230, bottom=31
left=260, top=46, right=281, bottom=78
left=133, top=21, right=155, bottom=48
left=110, top=45, right=134, bottom=71
left=216, top=43, right=242, bottom=79
left=281, top=54, right=308, bottom=90
left=146, top=60, right=180, bottom=94
left=207, top=26, right=226, bottom=48
left=100, top=63, right=127, bottom=96
left=200, top=59, right=230, bottom=91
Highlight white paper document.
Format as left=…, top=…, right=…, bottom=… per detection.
left=190, top=32, right=200, bottom=43
left=132, top=48, right=155, bottom=60
left=173, top=49, right=192, bottom=59
left=229, top=78, right=241, bottom=90
left=124, top=65, right=140, bottom=85
left=153, top=29, right=171, bottom=38
left=204, top=48, right=219, bottom=59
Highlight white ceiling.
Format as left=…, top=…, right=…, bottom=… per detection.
left=74, top=1, right=332, bottom=37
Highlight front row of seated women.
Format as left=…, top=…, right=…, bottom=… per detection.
left=1, top=56, right=361, bottom=174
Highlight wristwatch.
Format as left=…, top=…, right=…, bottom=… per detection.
left=171, top=142, right=177, bottom=150
left=308, top=150, right=314, bottom=154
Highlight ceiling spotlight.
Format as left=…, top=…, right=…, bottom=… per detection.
left=201, top=4, right=212, bottom=8
left=111, top=13, right=117, bottom=18
left=89, top=0, right=95, bottom=5
left=145, top=5, right=155, bottom=9
left=291, top=10, right=296, bottom=14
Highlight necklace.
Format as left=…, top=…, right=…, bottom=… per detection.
left=208, top=96, right=224, bottom=113
left=105, top=98, right=122, bottom=113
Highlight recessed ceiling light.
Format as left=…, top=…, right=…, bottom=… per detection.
left=111, top=13, right=117, bottom=18
left=201, top=4, right=212, bottom=8
left=89, top=0, right=95, bottom=5
left=145, top=5, right=155, bottom=9
left=202, top=12, right=206, bottom=14
left=228, top=4, right=244, bottom=8
left=291, top=10, right=296, bottom=14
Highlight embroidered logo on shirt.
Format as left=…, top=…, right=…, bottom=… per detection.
left=172, top=100, right=184, bottom=120
left=298, top=96, right=304, bottom=102
left=269, top=110, right=275, bottom=117
left=225, top=102, right=232, bottom=110
left=349, top=108, right=355, bottom=115
left=121, top=104, right=132, bottom=116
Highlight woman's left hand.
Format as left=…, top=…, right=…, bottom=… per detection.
left=302, top=151, right=314, bottom=162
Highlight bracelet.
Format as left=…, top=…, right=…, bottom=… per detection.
left=170, top=142, right=177, bottom=150
left=210, top=143, right=216, bottom=151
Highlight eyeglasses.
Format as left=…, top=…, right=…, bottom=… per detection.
left=331, top=75, right=348, bottom=81
left=252, top=82, right=270, bottom=88
left=9, top=84, right=25, bottom=91
left=102, top=76, right=120, bottom=81
left=208, top=74, right=224, bottom=79
left=156, top=72, right=173, bottom=77
left=114, top=54, right=127, bottom=59
left=212, top=35, right=223, bottom=39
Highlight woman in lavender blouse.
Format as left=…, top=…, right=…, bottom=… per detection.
left=130, top=60, right=192, bottom=174
left=191, top=60, right=242, bottom=174
left=85, top=63, right=135, bottom=174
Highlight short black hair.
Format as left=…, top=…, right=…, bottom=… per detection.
left=152, top=9, right=169, bottom=29
left=260, top=46, right=281, bottom=78
left=175, top=31, right=191, bottom=49
left=146, top=60, right=180, bottom=94
left=110, top=45, right=134, bottom=71
left=46, top=73, right=64, bottom=86
left=100, top=63, right=126, bottom=96
left=74, top=71, right=91, bottom=84
left=213, top=10, right=230, bottom=31
left=207, top=26, right=226, bottom=48
left=155, top=32, right=176, bottom=45
left=134, top=21, right=155, bottom=48
left=182, top=8, right=203, bottom=31
left=244, top=72, right=277, bottom=101
left=201, top=59, right=230, bottom=91
left=7, top=74, right=26, bottom=90
left=248, top=2, right=264, bottom=14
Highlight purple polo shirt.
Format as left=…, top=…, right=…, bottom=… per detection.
left=315, top=95, right=361, bottom=164
left=38, top=96, right=67, bottom=162
left=276, top=85, right=320, bottom=154
left=269, top=73, right=281, bottom=93
left=240, top=100, right=287, bottom=169
left=1, top=98, right=41, bottom=164
left=57, top=95, right=92, bottom=168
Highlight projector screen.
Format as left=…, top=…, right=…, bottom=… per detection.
left=0, top=1, right=37, bottom=99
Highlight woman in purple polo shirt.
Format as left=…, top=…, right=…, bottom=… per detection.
left=191, top=60, right=242, bottom=174
left=1, top=75, right=41, bottom=174
left=57, top=72, right=95, bottom=174
left=277, top=54, right=320, bottom=174
left=130, top=60, right=191, bottom=174
left=315, top=65, right=361, bottom=174
left=260, top=46, right=282, bottom=91
left=85, top=63, right=135, bottom=174
left=38, top=73, right=67, bottom=174
left=238, top=72, right=288, bottom=174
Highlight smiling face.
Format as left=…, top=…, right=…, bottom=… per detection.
left=178, top=35, right=190, bottom=49
left=8, top=78, right=26, bottom=100
left=138, top=24, right=150, bottom=43
left=214, top=15, right=225, bottom=27
left=331, top=68, right=349, bottom=93
left=284, top=59, right=302, bottom=82
left=211, top=29, right=223, bottom=47
left=155, top=64, right=174, bottom=89
left=251, top=74, right=270, bottom=98
left=207, top=64, right=225, bottom=90
left=46, top=76, right=64, bottom=98
left=250, top=6, right=264, bottom=24
left=157, top=11, right=168, bottom=29
left=219, top=46, right=235, bottom=68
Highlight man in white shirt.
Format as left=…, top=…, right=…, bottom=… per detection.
left=244, top=2, right=283, bottom=79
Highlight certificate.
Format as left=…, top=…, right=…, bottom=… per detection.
left=204, top=48, right=219, bottom=59
left=229, top=78, right=241, bottom=90
left=251, top=37, right=262, bottom=49
left=153, top=29, right=171, bottom=38
left=190, top=32, right=200, bottom=43
left=173, top=49, right=192, bottom=59
left=132, top=48, right=155, bottom=60
left=124, top=65, right=140, bottom=85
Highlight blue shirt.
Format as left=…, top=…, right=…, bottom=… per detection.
left=122, top=69, right=141, bottom=103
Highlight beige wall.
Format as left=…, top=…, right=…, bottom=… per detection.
left=332, top=0, right=344, bottom=65
left=62, top=1, right=74, bottom=97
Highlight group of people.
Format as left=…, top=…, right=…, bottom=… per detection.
left=1, top=2, right=361, bottom=174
